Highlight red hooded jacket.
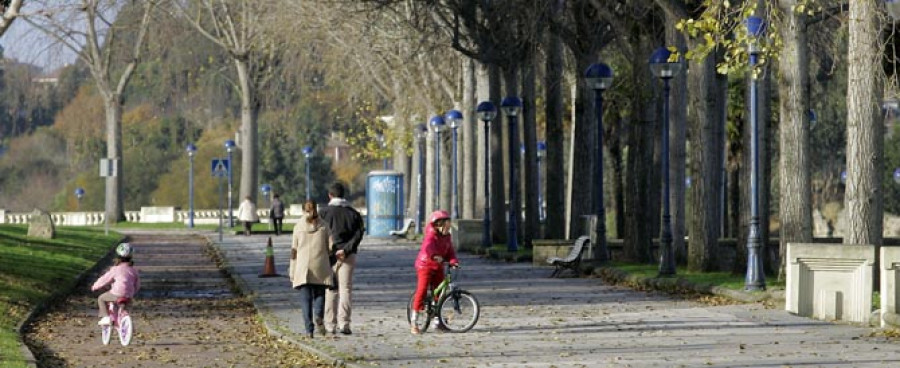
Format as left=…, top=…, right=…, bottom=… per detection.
left=414, top=221, right=459, bottom=271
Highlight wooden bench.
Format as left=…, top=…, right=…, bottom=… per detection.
left=546, top=236, right=590, bottom=278
left=389, top=218, right=416, bottom=238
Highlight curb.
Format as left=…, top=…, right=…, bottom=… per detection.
left=203, top=236, right=354, bottom=367
left=15, top=235, right=127, bottom=368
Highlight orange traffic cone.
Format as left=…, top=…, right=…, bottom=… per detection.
left=259, top=237, right=279, bottom=278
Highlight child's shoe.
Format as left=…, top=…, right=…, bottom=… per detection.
left=410, top=325, right=420, bottom=334
left=98, top=316, right=111, bottom=326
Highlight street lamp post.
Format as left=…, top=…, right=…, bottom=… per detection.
left=650, top=46, right=683, bottom=276
left=75, top=187, right=85, bottom=211
left=744, top=15, right=767, bottom=291
left=186, top=143, right=197, bottom=228
left=303, top=146, right=313, bottom=200
left=260, top=183, right=271, bottom=230
left=585, top=62, right=614, bottom=262
left=537, top=141, right=547, bottom=223
left=430, top=115, right=446, bottom=209
left=225, top=139, right=236, bottom=228
left=446, top=109, right=463, bottom=219
left=415, top=124, right=428, bottom=233
left=501, top=97, right=522, bottom=252
left=477, top=102, right=497, bottom=248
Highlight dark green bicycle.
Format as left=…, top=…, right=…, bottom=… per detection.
left=407, top=265, right=480, bottom=333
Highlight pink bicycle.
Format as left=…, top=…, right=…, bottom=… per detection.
left=100, top=297, right=133, bottom=346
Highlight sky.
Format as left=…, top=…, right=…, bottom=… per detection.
left=1, top=20, right=77, bottom=73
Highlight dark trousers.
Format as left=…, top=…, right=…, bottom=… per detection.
left=272, top=217, right=284, bottom=235
left=297, top=284, right=326, bottom=334
left=243, top=221, right=252, bottom=236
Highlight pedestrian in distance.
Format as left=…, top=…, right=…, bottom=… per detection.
left=410, top=210, right=459, bottom=335
left=236, top=195, right=259, bottom=236
left=270, top=193, right=286, bottom=236
left=289, top=200, right=334, bottom=338
left=91, top=243, right=141, bottom=326
left=319, top=182, right=365, bottom=335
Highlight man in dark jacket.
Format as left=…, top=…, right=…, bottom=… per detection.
left=269, top=194, right=285, bottom=236
left=319, top=182, right=364, bottom=335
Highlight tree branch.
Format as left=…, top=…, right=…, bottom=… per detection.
left=0, top=0, right=24, bottom=37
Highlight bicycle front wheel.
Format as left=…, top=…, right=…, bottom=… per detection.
left=407, top=292, right=433, bottom=333
left=437, top=290, right=480, bottom=332
left=100, top=324, right=111, bottom=345
left=118, top=315, right=133, bottom=346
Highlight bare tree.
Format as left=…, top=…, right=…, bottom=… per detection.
left=0, top=0, right=24, bottom=36
left=23, top=0, right=157, bottom=222
left=174, top=0, right=283, bottom=205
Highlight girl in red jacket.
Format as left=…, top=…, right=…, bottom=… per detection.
left=410, top=210, right=459, bottom=334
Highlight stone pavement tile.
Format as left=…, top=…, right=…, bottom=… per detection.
left=209, top=234, right=900, bottom=367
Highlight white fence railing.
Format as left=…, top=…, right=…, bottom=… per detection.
left=0, top=208, right=279, bottom=226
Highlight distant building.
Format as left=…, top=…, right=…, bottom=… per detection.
left=325, top=132, right=351, bottom=163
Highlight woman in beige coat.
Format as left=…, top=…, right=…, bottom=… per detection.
left=290, top=200, right=333, bottom=338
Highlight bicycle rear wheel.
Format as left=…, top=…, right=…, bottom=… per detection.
left=406, top=292, right=433, bottom=333
left=437, top=290, right=479, bottom=332
left=100, top=324, right=111, bottom=345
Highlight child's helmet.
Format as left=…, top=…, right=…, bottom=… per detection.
left=429, top=210, right=450, bottom=224
left=116, top=243, right=133, bottom=258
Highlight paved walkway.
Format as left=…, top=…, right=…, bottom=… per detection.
left=209, top=233, right=900, bottom=367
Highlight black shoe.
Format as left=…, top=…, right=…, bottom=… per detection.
left=339, top=326, right=352, bottom=335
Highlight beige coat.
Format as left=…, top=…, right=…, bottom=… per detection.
left=237, top=199, right=259, bottom=222
left=289, top=215, right=333, bottom=289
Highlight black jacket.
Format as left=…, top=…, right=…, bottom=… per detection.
left=320, top=200, right=364, bottom=257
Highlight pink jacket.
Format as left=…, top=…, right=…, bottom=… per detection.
left=91, top=263, right=140, bottom=298
left=414, top=222, right=459, bottom=271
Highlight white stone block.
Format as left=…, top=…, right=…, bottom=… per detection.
left=140, top=206, right=176, bottom=223
left=786, top=243, right=874, bottom=324
left=881, top=246, right=900, bottom=327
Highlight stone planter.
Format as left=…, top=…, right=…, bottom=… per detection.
left=452, top=219, right=483, bottom=252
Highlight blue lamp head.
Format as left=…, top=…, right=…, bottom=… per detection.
left=500, top=96, right=522, bottom=117
left=649, top=47, right=682, bottom=79
left=74, top=187, right=85, bottom=199
left=476, top=101, right=497, bottom=122
left=807, top=109, right=817, bottom=126
left=744, top=16, right=766, bottom=54
left=224, top=139, right=236, bottom=152
left=445, top=109, right=463, bottom=129
left=261, top=183, right=271, bottom=194
left=429, top=115, right=446, bottom=132
left=841, top=170, right=847, bottom=184
left=537, top=141, right=547, bottom=158
left=894, top=168, right=900, bottom=185
left=186, top=143, right=197, bottom=156
left=303, top=146, right=313, bottom=158
left=584, top=62, right=613, bottom=90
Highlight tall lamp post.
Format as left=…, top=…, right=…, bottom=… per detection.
left=430, top=115, right=446, bottom=209
left=225, top=139, right=236, bottom=227
left=446, top=109, right=463, bottom=219
left=261, top=184, right=272, bottom=207
left=501, top=97, right=522, bottom=252
left=476, top=102, right=497, bottom=247
left=537, top=141, right=547, bottom=223
left=74, top=187, right=85, bottom=211
left=585, top=62, right=613, bottom=262
left=186, top=143, right=197, bottom=228
left=303, top=146, right=313, bottom=200
left=415, top=124, right=428, bottom=233
left=650, top=46, right=683, bottom=276
left=744, top=15, right=766, bottom=291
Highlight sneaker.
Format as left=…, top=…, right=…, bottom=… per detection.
left=410, top=325, right=420, bottom=335
left=98, top=316, right=111, bottom=326
left=339, top=326, right=352, bottom=335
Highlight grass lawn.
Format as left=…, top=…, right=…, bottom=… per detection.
left=606, top=261, right=786, bottom=291
left=0, top=225, right=121, bottom=367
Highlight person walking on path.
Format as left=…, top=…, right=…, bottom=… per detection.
left=319, top=182, right=364, bottom=335
left=237, top=196, right=259, bottom=236
left=289, top=200, right=334, bottom=338
left=91, top=243, right=141, bottom=326
left=270, top=193, right=286, bottom=236
left=410, top=210, right=459, bottom=334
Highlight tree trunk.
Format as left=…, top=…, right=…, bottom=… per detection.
left=845, top=0, right=883, bottom=249
left=569, top=55, right=595, bottom=239
left=623, top=47, right=656, bottom=263
left=462, top=58, right=477, bottom=219
left=523, top=60, right=539, bottom=244
left=476, top=62, right=489, bottom=224
left=687, top=52, right=722, bottom=272
left=104, top=96, right=124, bottom=222
left=544, top=19, right=565, bottom=240
left=667, top=24, right=688, bottom=263
left=489, top=63, right=506, bottom=243
left=235, top=58, right=259, bottom=205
